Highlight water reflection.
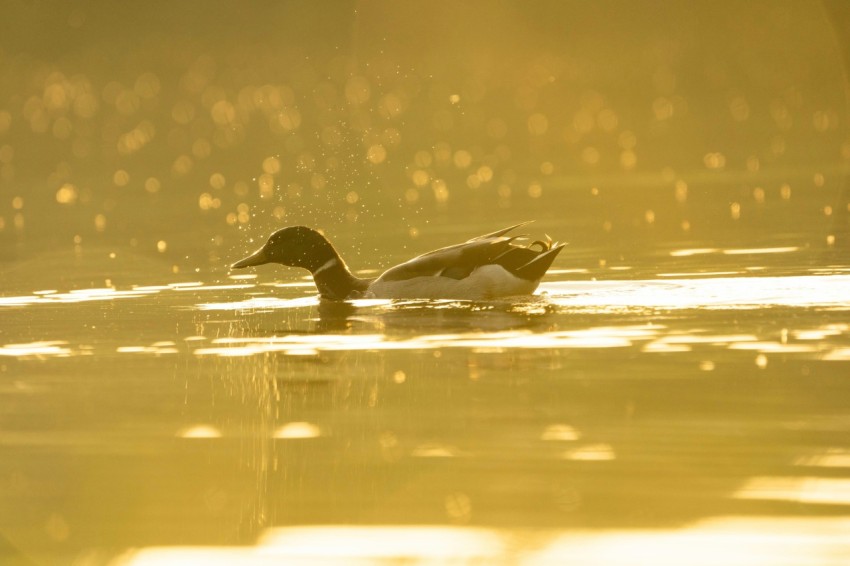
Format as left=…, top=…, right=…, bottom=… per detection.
left=562, top=443, right=617, bottom=462
left=178, top=425, right=223, bottom=439
left=736, top=476, right=850, bottom=506
left=2, top=274, right=849, bottom=362
left=2, top=272, right=848, bottom=311
left=192, top=327, right=647, bottom=357
left=114, top=517, right=850, bottom=565
left=544, top=274, right=850, bottom=309
left=117, top=342, right=180, bottom=355
left=796, top=449, right=850, bottom=468
left=273, top=422, right=322, bottom=439
left=0, top=340, right=77, bottom=358
left=1, top=271, right=849, bottom=565
left=523, top=517, right=850, bottom=565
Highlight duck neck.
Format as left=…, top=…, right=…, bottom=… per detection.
left=309, top=254, right=371, bottom=300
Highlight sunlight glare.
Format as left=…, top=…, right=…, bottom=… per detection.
left=735, top=476, right=850, bottom=506
left=411, top=443, right=460, bottom=458
left=190, top=328, right=646, bottom=358
left=795, top=449, right=850, bottom=468
left=274, top=422, right=322, bottom=439
left=178, top=425, right=222, bottom=439
left=110, top=519, right=850, bottom=565
left=541, top=424, right=582, bottom=441
left=258, top=525, right=506, bottom=560
left=543, top=275, right=850, bottom=309
left=0, top=340, right=74, bottom=358
left=523, top=517, right=850, bottom=566
left=562, top=443, right=616, bottom=461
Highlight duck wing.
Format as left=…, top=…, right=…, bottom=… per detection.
left=377, top=236, right=516, bottom=282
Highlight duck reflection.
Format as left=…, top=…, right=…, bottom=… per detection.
left=314, top=299, right=359, bottom=332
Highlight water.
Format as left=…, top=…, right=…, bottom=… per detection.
left=2, top=242, right=849, bottom=564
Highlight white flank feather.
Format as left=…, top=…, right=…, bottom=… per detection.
left=367, top=265, right=538, bottom=300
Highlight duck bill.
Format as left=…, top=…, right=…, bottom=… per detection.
left=231, top=247, right=269, bottom=269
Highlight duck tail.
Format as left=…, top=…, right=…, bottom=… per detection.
left=514, top=243, right=565, bottom=281
left=468, top=221, right=534, bottom=241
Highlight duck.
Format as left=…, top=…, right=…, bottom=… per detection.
left=231, top=222, right=564, bottom=301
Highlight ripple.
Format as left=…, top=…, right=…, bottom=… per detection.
left=178, top=425, right=222, bottom=439
left=274, top=422, right=322, bottom=439
left=0, top=287, right=160, bottom=307
left=191, top=327, right=650, bottom=357
left=562, top=443, right=616, bottom=461
left=721, top=246, right=800, bottom=255
left=0, top=340, right=76, bottom=358
left=543, top=274, right=850, bottom=309
left=196, top=296, right=318, bottom=311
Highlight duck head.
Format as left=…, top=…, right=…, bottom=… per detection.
left=231, top=226, right=337, bottom=272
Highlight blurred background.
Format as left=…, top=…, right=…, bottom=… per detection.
left=1, top=0, right=849, bottom=280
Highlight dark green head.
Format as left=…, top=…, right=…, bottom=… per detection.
left=231, top=226, right=337, bottom=272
